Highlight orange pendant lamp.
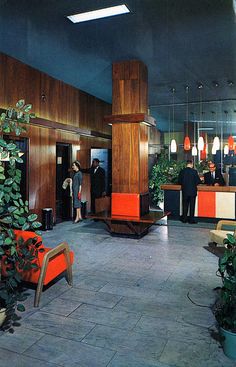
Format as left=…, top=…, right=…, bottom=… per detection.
left=184, top=136, right=191, bottom=150
left=183, top=86, right=191, bottom=150
left=228, top=110, right=234, bottom=150
left=228, top=135, right=234, bottom=150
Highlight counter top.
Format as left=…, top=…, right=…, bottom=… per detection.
left=160, top=184, right=236, bottom=192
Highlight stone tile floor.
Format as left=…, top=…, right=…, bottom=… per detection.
left=0, top=218, right=235, bottom=367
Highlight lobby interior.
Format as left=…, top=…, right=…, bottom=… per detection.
left=0, top=1, right=236, bottom=366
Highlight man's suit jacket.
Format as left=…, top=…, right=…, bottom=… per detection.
left=90, top=166, right=105, bottom=197
left=178, top=167, right=201, bottom=196
left=81, top=166, right=106, bottom=197
left=204, top=170, right=225, bottom=186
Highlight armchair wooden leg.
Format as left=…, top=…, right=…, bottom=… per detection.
left=34, top=242, right=73, bottom=307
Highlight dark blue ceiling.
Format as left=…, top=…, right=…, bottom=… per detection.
left=0, top=0, right=236, bottom=132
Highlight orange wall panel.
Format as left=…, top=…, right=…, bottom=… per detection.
left=198, top=191, right=216, bottom=217
left=112, top=193, right=140, bottom=218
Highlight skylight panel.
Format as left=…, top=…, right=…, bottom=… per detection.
left=67, top=4, right=130, bottom=23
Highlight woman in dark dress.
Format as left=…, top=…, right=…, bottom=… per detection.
left=72, top=161, right=83, bottom=223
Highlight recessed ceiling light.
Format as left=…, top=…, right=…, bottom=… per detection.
left=67, top=4, right=130, bottom=23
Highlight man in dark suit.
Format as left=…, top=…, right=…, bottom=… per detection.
left=82, top=158, right=106, bottom=214
left=178, top=160, right=201, bottom=224
left=204, top=163, right=225, bottom=186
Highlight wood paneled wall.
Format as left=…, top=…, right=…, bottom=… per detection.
left=0, top=52, right=111, bottom=220
left=112, top=60, right=148, bottom=115
left=0, top=53, right=111, bottom=134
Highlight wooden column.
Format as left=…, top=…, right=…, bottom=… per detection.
left=104, top=60, right=156, bottom=236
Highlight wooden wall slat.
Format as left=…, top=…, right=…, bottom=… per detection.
left=112, top=123, right=139, bottom=193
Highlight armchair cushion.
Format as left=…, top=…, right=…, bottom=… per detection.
left=209, top=220, right=236, bottom=246
left=21, top=247, right=74, bottom=285
left=13, top=230, right=74, bottom=285
left=210, top=230, right=234, bottom=246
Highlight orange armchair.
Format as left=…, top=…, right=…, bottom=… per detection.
left=13, top=230, right=74, bottom=307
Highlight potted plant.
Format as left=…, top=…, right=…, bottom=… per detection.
left=214, top=232, right=236, bottom=360
left=0, top=100, right=41, bottom=332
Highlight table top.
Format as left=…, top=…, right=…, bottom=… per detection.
left=87, top=210, right=170, bottom=224
left=160, top=184, right=236, bottom=193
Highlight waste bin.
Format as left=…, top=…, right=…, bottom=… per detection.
left=42, top=208, right=53, bottom=230
left=81, top=201, right=87, bottom=219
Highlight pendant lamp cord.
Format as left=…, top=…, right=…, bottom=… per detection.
left=172, top=88, right=175, bottom=140
left=186, top=86, right=189, bottom=136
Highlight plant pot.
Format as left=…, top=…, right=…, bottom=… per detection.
left=220, top=327, right=236, bottom=360
left=0, top=308, right=6, bottom=327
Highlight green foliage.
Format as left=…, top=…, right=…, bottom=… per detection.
left=215, top=234, right=236, bottom=332
left=149, top=150, right=185, bottom=206
left=195, top=159, right=209, bottom=174
left=0, top=100, right=41, bottom=332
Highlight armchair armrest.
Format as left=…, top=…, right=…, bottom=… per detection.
left=216, top=220, right=236, bottom=230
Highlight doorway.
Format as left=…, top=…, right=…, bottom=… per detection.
left=91, top=148, right=112, bottom=195
left=56, top=143, right=72, bottom=223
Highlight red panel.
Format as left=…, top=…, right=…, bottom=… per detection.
left=198, top=191, right=216, bottom=217
left=112, top=193, right=140, bottom=218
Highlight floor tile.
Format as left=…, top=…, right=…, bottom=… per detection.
left=61, top=287, right=122, bottom=308
left=0, top=327, right=44, bottom=353
left=82, top=324, right=167, bottom=360
left=0, top=347, right=60, bottom=367
left=69, top=303, right=141, bottom=330
left=22, top=311, right=95, bottom=341
left=23, top=334, right=115, bottom=367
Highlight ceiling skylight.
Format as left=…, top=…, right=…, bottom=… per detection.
left=67, top=4, right=130, bottom=23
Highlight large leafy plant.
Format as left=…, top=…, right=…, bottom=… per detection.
left=0, top=100, right=41, bottom=332
left=214, top=233, right=236, bottom=332
left=149, top=149, right=185, bottom=206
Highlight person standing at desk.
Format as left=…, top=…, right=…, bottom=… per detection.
left=204, top=163, right=225, bottom=186
left=81, top=158, right=106, bottom=214
left=178, top=160, right=201, bottom=224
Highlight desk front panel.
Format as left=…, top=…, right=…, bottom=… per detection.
left=164, top=189, right=236, bottom=220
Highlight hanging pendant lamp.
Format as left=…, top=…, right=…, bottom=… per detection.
left=170, top=139, right=177, bottom=153
left=184, top=136, right=191, bottom=150
left=191, top=116, right=198, bottom=156
left=170, top=88, right=177, bottom=153
left=212, top=145, right=217, bottom=155
left=224, top=145, right=229, bottom=155
left=192, top=145, right=198, bottom=156
left=228, top=111, right=234, bottom=150
left=212, top=109, right=220, bottom=151
left=197, top=136, right=204, bottom=151
left=183, top=86, right=191, bottom=150
left=213, top=136, right=220, bottom=151
left=197, top=84, right=204, bottom=151
left=228, top=135, right=234, bottom=150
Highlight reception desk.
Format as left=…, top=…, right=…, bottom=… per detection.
left=161, top=184, right=236, bottom=220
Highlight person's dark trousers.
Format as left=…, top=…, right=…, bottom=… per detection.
left=188, top=196, right=196, bottom=222
left=182, top=195, right=196, bottom=223
left=90, top=193, right=96, bottom=214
